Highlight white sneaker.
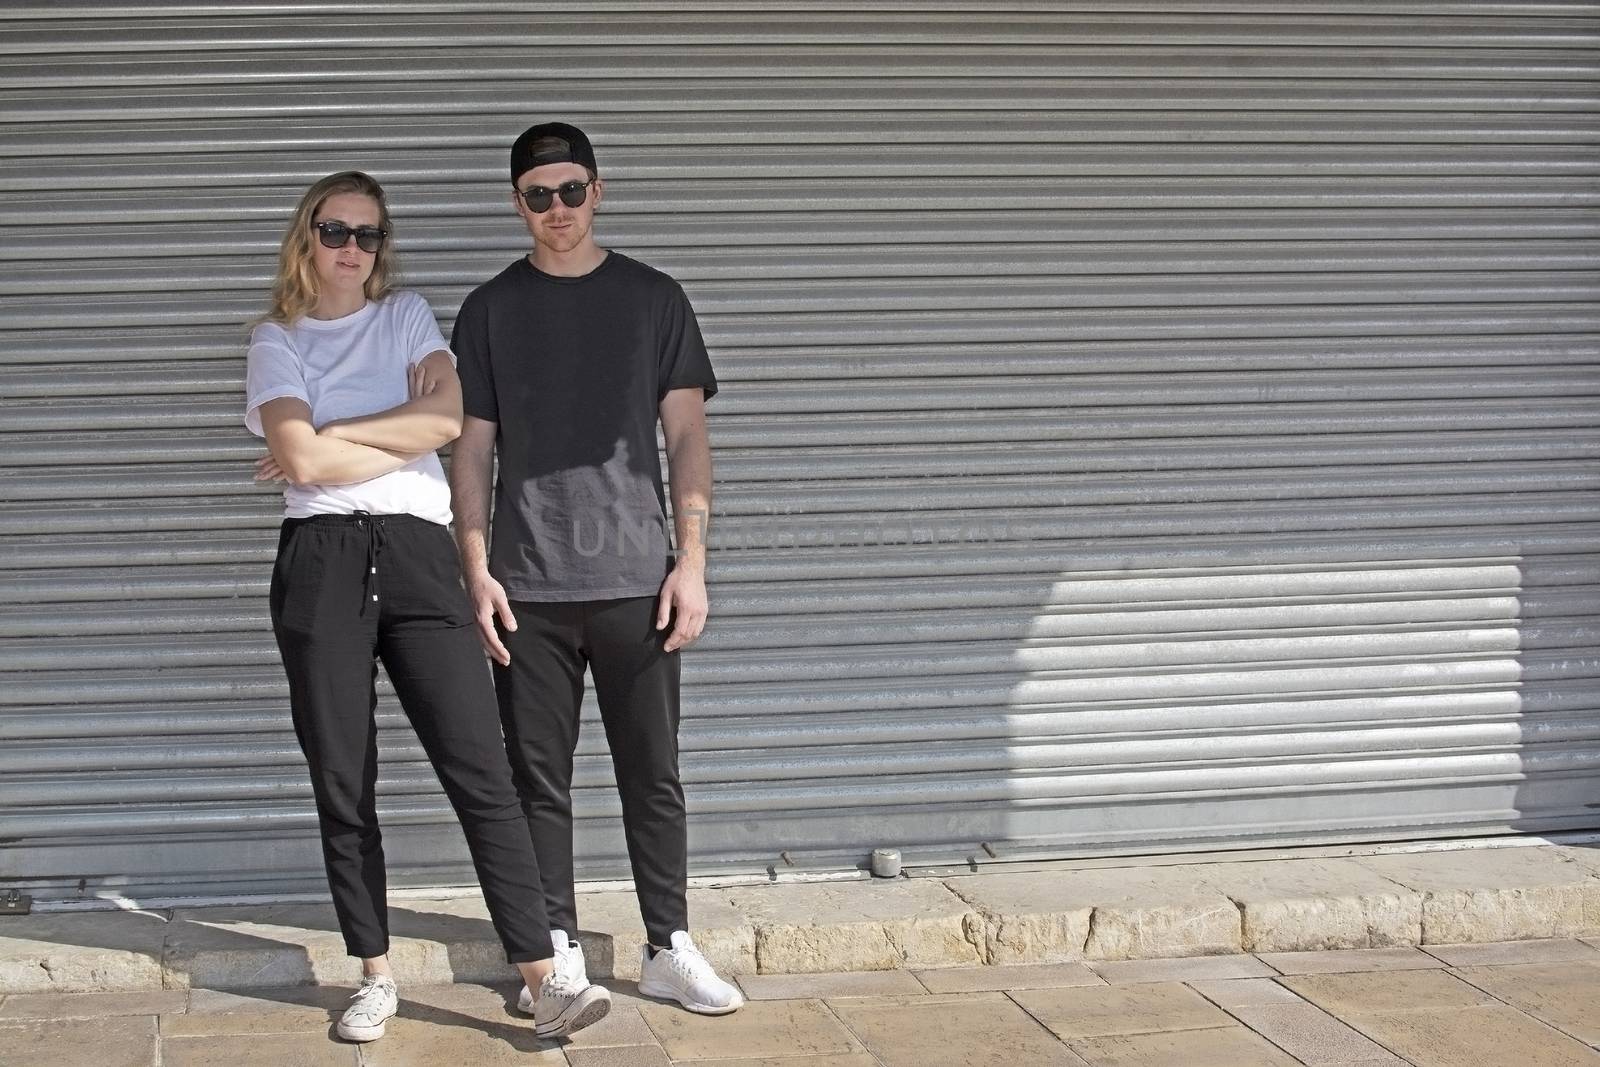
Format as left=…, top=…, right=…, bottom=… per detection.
left=517, top=929, right=604, bottom=1011
left=637, top=930, right=744, bottom=1015
left=517, top=929, right=612, bottom=1038
left=553, top=929, right=591, bottom=987
left=336, top=973, right=398, bottom=1042
left=529, top=970, right=612, bottom=1038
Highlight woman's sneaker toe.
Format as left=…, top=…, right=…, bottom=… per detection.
left=336, top=974, right=398, bottom=1042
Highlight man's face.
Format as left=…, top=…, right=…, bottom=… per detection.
left=512, top=161, right=603, bottom=254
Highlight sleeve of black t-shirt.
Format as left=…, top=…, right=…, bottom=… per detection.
left=452, top=289, right=498, bottom=423
left=657, top=280, right=718, bottom=402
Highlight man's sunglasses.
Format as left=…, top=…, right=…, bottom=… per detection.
left=518, top=178, right=597, bottom=213
left=314, top=220, right=388, bottom=253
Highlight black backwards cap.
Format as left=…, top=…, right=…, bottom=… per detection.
left=510, top=122, right=598, bottom=184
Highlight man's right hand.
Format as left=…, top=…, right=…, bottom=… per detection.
left=465, top=569, right=516, bottom=666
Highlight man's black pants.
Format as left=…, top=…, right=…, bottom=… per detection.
left=270, top=512, right=552, bottom=963
left=495, top=597, right=688, bottom=946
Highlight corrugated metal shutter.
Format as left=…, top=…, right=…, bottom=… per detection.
left=2, top=2, right=1598, bottom=901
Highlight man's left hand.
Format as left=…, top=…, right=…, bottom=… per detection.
left=656, top=564, right=708, bottom=653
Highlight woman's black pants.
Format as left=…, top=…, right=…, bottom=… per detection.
left=270, top=512, right=552, bottom=963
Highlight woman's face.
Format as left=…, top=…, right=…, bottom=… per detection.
left=310, top=192, right=382, bottom=299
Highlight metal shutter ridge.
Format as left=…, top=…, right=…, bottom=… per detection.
left=1, top=3, right=1597, bottom=901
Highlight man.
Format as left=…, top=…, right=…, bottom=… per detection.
left=449, top=121, right=742, bottom=1017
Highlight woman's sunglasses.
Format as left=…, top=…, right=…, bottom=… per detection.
left=314, top=220, right=388, bottom=253
left=518, top=178, right=596, bottom=214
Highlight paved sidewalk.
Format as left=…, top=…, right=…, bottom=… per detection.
left=3, top=940, right=1599, bottom=1066
left=6, top=842, right=1600, bottom=995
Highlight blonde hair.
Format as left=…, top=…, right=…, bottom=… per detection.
left=260, top=171, right=397, bottom=325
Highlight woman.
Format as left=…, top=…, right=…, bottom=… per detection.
left=244, top=171, right=609, bottom=1044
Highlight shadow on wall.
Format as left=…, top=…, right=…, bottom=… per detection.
left=672, top=524, right=1592, bottom=873
left=1510, top=551, right=1600, bottom=849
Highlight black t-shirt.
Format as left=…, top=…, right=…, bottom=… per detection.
left=452, top=251, right=718, bottom=601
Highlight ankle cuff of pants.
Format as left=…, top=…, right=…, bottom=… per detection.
left=644, top=923, right=689, bottom=948
left=507, top=949, right=556, bottom=965
left=347, top=943, right=390, bottom=960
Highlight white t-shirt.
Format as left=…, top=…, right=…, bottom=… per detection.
left=244, top=290, right=455, bottom=524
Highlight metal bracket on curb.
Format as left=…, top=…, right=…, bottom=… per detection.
left=1, top=889, right=32, bottom=916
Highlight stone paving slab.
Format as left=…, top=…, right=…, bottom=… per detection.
left=1008, top=981, right=1235, bottom=1039
left=683, top=1056, right=880, bottom=1067
left=0, top=1014, right=159, bottom=1067
left=1281, top=968, right=1496, bottom=1015
left=1195, top=858, right=1424, bottom=953
left=360, top=1016, right=565, bottom=1064
left=735, top=968, right=926, bottom=1000
left=912, top=961, right=1103, bottom=993
left=1450, top=961, right=1600, bottom=1046
left=1354, top=848, right=1600, bottom=945
left=1220, top=1002, right=1406, bottom=1065
left=1068, top=1025, right=1300, bottom=1067
left=936, top=868, right=1093, bottom=964
left=1550, top=846, right=1600, bottom=930
left=1189, top=977, right=1306, bottom=1008
left=1336, top=1004, right=1600, bottom=1067
left=375, top=979, right=521, bottom=1026
left=1255, top=946, right=1445, bottom=975
left=1088, top=952, right=1276, bottom=984
left=722, top=879, right=980, bottom=973
left=564, top=1004, right=658, bottom=1050
left=161, top=995, right=342, bottom=1037
left=828, top=991, right=1090, bottom=1066
left=584, top=978, right=660, bottom=1013
left=567, top=1046, right=671, bottom=1067
left=1421, top=937, right=1600, bottom=968
left=161, top=1030, right=357, bottom=1066
left=184, top=982, right=351, bottom=1017
left=639, top=997, right=862, bottom=1060
left=0, top=987, right=186, bottom=1020
left=7, top=843, right=1600, bottom=993
left=950, top=864, right=1243, bottom=963
left=0, top=910, right=169, bottom=993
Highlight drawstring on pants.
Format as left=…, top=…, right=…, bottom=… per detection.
left=353, top=510, right=387, bottom=614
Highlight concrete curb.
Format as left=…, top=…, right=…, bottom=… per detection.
left=3, top=843, right=1598, bottom=993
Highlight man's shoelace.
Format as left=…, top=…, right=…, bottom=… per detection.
left=664, top=944, right=715, bottom=981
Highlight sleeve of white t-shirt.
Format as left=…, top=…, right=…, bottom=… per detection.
left=243, top=323, right=310, bottom=437
left=399, top=290, right=455, bottom=367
